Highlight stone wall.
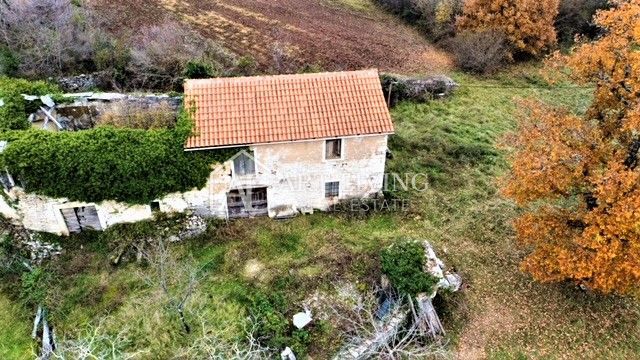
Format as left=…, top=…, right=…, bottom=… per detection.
left=0, top=135, right=389, bottom=235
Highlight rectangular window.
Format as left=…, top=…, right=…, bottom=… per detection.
left=234, top=152, right=256, bottom=176
left=325, top=181, right=340, bottom=198
left=325, top=139, right=342, bottom=160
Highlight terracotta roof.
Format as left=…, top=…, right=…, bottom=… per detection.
left=184, top=69, right=394, bottom=149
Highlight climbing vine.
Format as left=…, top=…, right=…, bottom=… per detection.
left=1, top=109, right=237, bottom=204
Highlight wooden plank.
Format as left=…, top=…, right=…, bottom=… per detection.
left=60, top=208, right=81, bottom=234
left=76, top=206, right=102, bottom=231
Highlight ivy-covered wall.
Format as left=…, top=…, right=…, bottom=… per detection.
left=0, top=78, right=237, bottom=204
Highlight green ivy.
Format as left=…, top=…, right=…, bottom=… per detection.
left=381, top=240, right=439, bottom=297
left=1, top=110, right=237, bottom=204
left=0, top=77, right=60, bottom=130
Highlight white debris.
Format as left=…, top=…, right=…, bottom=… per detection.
left=88, top=93, right=127, bottom=101
left=0, top=99, right=4, bottom=107
left=40, top=95, right=55, bottom=108
left=423, top=240, right=461, bottom=296
left=21, top=94, right=38, bottom=101
left=293, top=308, right=313, bottom=329
left=62, top=92, right=95, bottom=98
left=281, top=347, right=297, bottom=360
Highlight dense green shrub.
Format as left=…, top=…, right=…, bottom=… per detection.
left=0, top=77, right=60, bottom=130
left=1, top=110, right=237, bottom=204
left=0, top=47, right=19, bottom=76
left=381, top=240, right=438, bottom=296
left=184, top=61, right=216, bottom=79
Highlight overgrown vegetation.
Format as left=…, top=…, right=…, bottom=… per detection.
left=0, top=0, right=238, bottom=90
left=441, top=30, right=511, bottom=74
left=375, top=0, right=464, bottom=41
left=382, top=240, right=438, bottom=296
left=0, top=77, right=60, bottom=130
left=0, top=109, right=236, bottom=204
left=3, top=68, right=634, bottom=359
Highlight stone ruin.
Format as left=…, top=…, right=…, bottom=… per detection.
left=25, top=92, right=182, bottom=132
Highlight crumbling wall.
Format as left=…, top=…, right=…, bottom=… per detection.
left=0, top=135, right=389, bottom=234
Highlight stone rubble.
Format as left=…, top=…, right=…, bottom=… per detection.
left=22, top=235, right=62, bottom=264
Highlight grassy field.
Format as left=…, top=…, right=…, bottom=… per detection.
left=1, top=68, right=638, bottom=359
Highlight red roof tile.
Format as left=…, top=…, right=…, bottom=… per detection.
left=184, top=69, right=394, bottom=149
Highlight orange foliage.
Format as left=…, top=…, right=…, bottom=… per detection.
left=503, top=0, right=640, bottom=294
left=457, top=0, right=560, bottom=57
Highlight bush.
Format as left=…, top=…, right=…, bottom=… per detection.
left=234, top=56, right=258, bottom=77
left=0, top=77, right=60, bottom=130
left=381, top=240, right=438, bottom=297
left=96, top=102, right=177, bottom=130
left=442, top=30, right=511, bottom=74
left=0, top=46, right=18, bottom=76
left=126, top=22, right=234, bottom=90
left=1, top=110, right=237, bottom=204
left=184, top=61, right=216, bottom=79
left=20, top=267, right=49, bottom=307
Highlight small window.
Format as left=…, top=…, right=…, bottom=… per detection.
left=325, top=181, right=340, bottom=198
left=325, top=139, right=342, bottom=160
left=234, top=152, right=256, bottom=176
left=150, top=201, right=161, bottom=212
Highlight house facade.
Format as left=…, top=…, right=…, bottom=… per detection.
left=0, top=70, right=394, bottom=235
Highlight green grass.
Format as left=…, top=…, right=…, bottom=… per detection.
left=0, top=67, right=638, bottom=359
left=0, top=295, right=32, bottom=360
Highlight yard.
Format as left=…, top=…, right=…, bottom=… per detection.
left=1, top=67, right=637, bottom=359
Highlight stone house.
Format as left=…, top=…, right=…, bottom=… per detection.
left=0, top=69, right=394, bottom=235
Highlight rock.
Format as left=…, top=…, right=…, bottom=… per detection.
left=57, top=74, right=97, bottom=92
left=380, top=74, right=458, bottom=106
left=177, top=215, right=207, bottom=240
left=22, top=233, right=62, bottom=265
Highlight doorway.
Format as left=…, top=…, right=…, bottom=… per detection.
left=226, top=187, right=268, bottom=218
left=60, top=206, right=102, bottom=233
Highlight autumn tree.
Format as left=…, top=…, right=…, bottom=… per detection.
left=457, top=0, right=560, bottom=57
left=503, top=0, right=640, bottom=294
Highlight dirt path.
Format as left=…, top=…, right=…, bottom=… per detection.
left=93, top=0, right=452, bottom=74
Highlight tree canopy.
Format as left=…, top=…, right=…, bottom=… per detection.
left=503, top=0, right=640, bottom=294
left=457, top=0, right=560, bottom=57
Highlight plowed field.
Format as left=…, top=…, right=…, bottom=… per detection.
left=92, top=0, right=452, bottom=74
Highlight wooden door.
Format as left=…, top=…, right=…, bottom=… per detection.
left=61, top=206, right=102, bottom=233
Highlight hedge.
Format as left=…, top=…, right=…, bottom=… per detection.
left=1, top=110, right=237, bottom=204
left=381, top=240, right=439, bottom=297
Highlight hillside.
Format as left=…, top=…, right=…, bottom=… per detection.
left=91, top=0, right=453, bottom=73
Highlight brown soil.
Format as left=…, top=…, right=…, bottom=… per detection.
left=91, top=0, right=452, bottom=74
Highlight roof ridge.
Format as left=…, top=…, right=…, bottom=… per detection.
left=184, top=69, right=380, bottom=88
